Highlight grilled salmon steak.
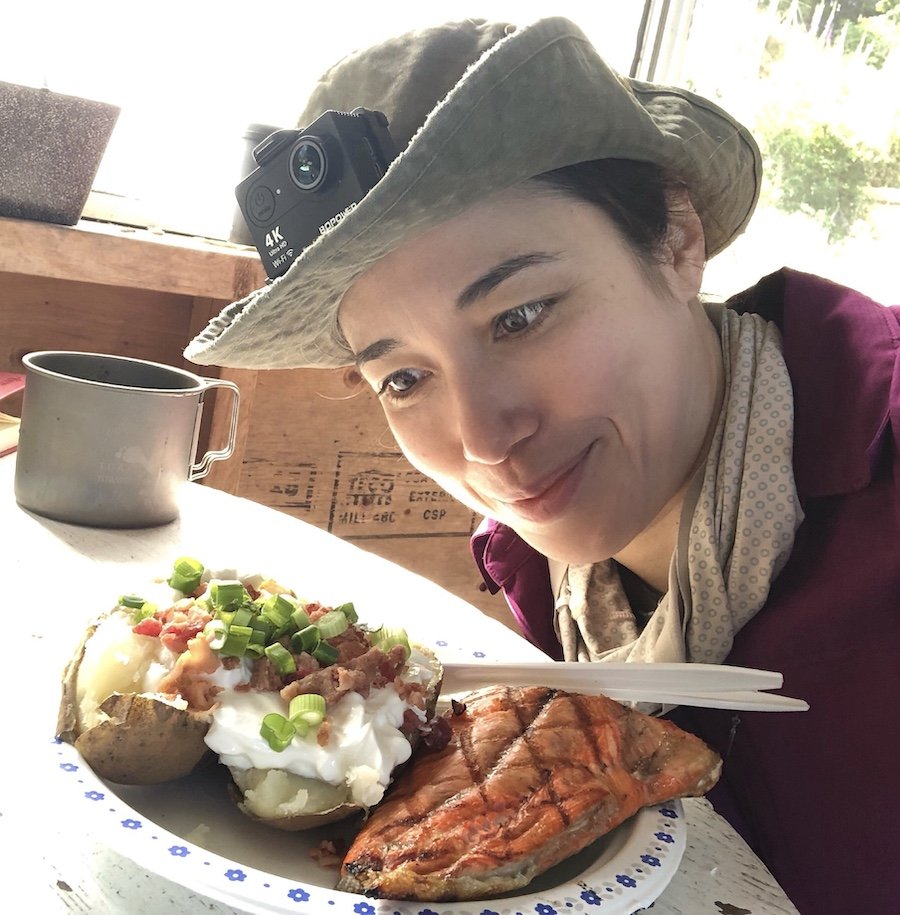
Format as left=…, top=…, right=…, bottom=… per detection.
left=338, top=685, right=721, bottom=901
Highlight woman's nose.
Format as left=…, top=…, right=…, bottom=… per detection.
left=453, top=372, right=539, bottom=465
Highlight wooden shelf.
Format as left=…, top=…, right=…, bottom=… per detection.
left=0, top=215, right=265, bottom=298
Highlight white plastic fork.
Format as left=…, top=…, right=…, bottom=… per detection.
left=439, top=661, right=809, bottom=712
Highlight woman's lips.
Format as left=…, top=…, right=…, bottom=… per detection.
left=497, top=443, right=595, bottom=524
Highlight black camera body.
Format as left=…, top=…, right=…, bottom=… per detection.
left=235, top=108, right=397, bottom=279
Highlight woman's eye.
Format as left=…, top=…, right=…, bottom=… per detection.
left=378, top=367, right=427, bottom=399
left=494, top=300, right=552, bottom=338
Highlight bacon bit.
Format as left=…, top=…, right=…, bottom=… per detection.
left=248, top=656, right=286, bottom=692
left=317, top=718, right=331, bottom=747
left=422, top=716, right=452, bottom=751
left=156, top=605, right=214, bottom=654
left=133, top=617, right=163, bottom=638
left=157, top=635, right=222, bottom=711
left=394, top=679, right=426, bottom=710
left=331, top=626, right=371, bottom=664
left=305, top=602, right=327, bottom=621
left=309, top=837, right=346, bottom=868
left=280, top=646, right=401, bottom=707
left=400, top=707, right=424, bottom=739
left=295, top=652, right=321, bottom=680
left=179, top=676, right=221, bottom=711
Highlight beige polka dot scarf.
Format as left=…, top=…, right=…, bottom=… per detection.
left=555, top=306, right=804, bottom=665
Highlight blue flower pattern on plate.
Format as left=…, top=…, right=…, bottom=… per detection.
left=288, top=887, right=310, bottom=903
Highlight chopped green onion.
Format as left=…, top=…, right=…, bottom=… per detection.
left=168, top=557, right=204, bottom=594
left=312, top=640, right=339, bottom=665
left=231, top=606, right=254, bottom=628
left=371, top=626, right=411, bottom=659
left=203, top=619, right=228, bottom=650
left=209, top=580, right=246, bottom=610
left=265, top=642, right=297, bottom=675
left=219, top=624, right=253, bottom=657
left=250, top=621, right=275, bottom=648
left=292, top=625, right=320, bottom=653
left=316, top=609, right=349, bottom=639
left=260, top=593, right=296, bottom=631
left=334, top=602, right=358, bottom=624
left=119, top=594, right=146, bottom=610
left=131, top=602, right=157, bottom=623
left=292, top=718, right=310, bottom=738
left=260, top=713, right=295, bottom=752
left=290, top=606, right=311, bottom=632
left=244, top=641, right=266, bottom=659
left=289, top=693, right=326, bottom=727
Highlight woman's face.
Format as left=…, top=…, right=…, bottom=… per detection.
left=339, top=185, right=719, bottom=564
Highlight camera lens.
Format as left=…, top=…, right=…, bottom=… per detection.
left=289, top=138, right=326, bottom=190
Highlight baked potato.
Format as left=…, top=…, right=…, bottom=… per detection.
left=57, top=597, right=215, bottom=785
left=56, top=558, right=444, bottom=828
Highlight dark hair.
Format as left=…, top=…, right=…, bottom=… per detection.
left=531, top=159, right=696, bottom=278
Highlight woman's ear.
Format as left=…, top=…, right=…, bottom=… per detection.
left=662, top=189, right=707, bottom=302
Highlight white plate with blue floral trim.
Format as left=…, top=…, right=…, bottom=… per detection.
left=48, top=734, right=686, bottom=915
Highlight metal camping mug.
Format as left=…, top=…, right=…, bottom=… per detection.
left=14, top=351, right=240, bottom=527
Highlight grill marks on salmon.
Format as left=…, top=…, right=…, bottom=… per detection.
left=338, top=685, right=722, bottom=901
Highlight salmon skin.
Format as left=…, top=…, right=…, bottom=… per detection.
left=338, top=685, right=721, bottom=901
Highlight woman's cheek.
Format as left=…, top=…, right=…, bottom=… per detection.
left=387, top=414, right=452, bottom=477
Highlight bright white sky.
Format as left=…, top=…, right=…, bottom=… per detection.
left=3, top=1, right=645, bottom=237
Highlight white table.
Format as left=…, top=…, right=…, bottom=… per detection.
left=0, top=455, right=799, bottom=914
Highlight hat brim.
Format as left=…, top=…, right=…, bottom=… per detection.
left=185, top=17, right=761, bottom=370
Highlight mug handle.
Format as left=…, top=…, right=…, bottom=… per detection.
left=190, top=379, right=241, bottom=481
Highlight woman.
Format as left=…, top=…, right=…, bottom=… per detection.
left=186, top=17, right=899, bottom=914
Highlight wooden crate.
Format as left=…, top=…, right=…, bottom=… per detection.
left=221, top=366, right=506, bottom=622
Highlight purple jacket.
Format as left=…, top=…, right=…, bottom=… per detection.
left=471, top=269, right=900, bottom=914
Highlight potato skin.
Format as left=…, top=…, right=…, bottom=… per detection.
left=231, top=782, right=365, bottom=832
left=57, top=615, right=212, bottom=785
left=69, top=693, right=212, bottom=785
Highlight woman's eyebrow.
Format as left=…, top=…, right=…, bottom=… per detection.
left=355, top=337, right=400, bottom=368
left=455, top=252, right=560, bottom=309
left=355, top=252, right=560, bottom=366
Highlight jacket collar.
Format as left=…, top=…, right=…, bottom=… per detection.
left=728, top=268, right=899, bottom=498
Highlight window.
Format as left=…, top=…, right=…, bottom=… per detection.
left=5, top=1, right=896, bottom=305
left=672, top=0, right=899, bottom=304
left=2, top=0, right=643, bottom=240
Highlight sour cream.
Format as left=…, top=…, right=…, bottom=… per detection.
left=203, top=649, right=436, bottom=807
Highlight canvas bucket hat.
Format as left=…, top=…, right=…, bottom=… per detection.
left=185, top=16, right=762, bottom=370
